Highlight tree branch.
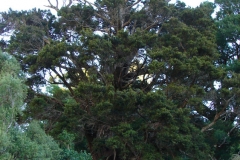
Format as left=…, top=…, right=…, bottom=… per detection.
left=66, top=0, right=72, bottom=7
left=44, top=0, right=73, bottom=11
left=126, top=0, right=141, bottom=10
left=201, top=95, right=235, bottom=132
left=44, top=0, right=59, bottom=11
left=218, top=124, right=239, bottom=147
left=51, top=68, right=74, bottom=95
left=82, top=0, right=97, bottom=8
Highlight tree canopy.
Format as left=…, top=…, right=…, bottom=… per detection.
left=1, top=0, right=240, bottom=159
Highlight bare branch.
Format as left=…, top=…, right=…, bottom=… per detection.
left=201, top=95, right=236, bottom=132
left=51, top=68, right=74, bottom=95
left=44, top=0, right=73, bottom=10
left=66, top=0, right=72, bottom=7
left=122, top=19, right=131, bottom=28
left=126, top=0, right=141, bottom=10
left=44, top=0, right=59, bottom=11
left=56, top=0, right=59, bottom=9
left=218, top=124, right=239, bottom=147
left=81, top=0, right=98, bottom=8
left=97, top=71, right=107, bottom=85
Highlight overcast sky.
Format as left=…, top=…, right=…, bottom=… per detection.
left=0, top=0, right=214, bottom=12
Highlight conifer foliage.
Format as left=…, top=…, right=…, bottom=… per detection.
left=1, top=0, right=240, bottom=159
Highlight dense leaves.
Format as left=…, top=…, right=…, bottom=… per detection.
left=1, top=0, right=240, bottom=159
left=0, top=51, right=62, bottom=159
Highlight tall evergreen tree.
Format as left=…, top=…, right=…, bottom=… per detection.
left=0, top=0, right=233, bottom=159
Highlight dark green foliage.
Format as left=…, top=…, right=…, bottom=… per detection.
left=58, top=130, right=92, bottom=160
left=204, top=120, right=240, bottom=160
left=1, top=0, right=240, bottom=159
left=215, top=0, right=240, bottom=64
left=206, top=0, right=240, bottom=158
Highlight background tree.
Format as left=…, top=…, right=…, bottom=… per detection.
left=0, top=50, right=63, bottom=159
left=203, top=0, right=240, bottom=159
left=215, top=0, right=240, bottom=64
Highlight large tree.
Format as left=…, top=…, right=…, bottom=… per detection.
left=0, top=0, right=232, bottom=159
